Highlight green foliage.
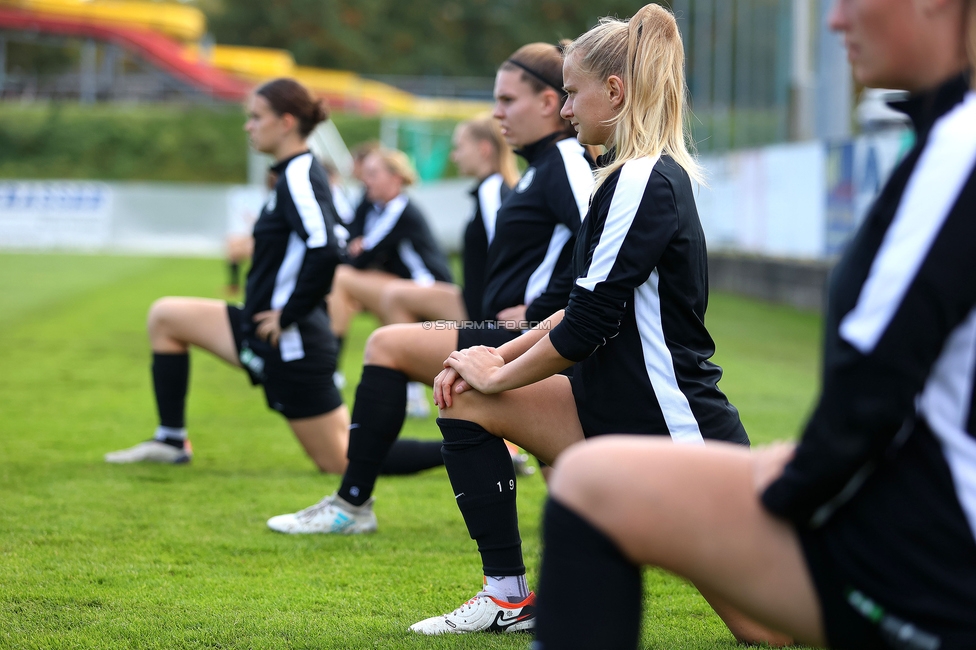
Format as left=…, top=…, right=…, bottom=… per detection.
left=206, top=0, right=667, bottom=76
left=0, top=106, right=388, bottom=182
left=0, top=252, right=818, bottom=649
left=0, top=103, right=249, bottom=182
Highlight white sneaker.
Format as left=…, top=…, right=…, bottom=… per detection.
left=266, top=493, right=377, bottom=534
left=105, top=440, right=192, bottom=464
left=409, top=591, right=536, bottom=635
left=333, top=371, right=346, bottom=390
left=406, top=381, right=431, bottom=418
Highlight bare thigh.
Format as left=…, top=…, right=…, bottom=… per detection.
left=335, top=267, right=401, bottom=317
left=438, top=375, right=584, bottom=466
left=362, top=323, right=459, bottom=384
left=378, top=280, right=467, bottom=324
left=550, top=438, right=826, bottom=647
left=147, top=297, right=239, bottom=366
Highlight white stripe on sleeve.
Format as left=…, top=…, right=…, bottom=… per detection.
left=840, top=93, right=976, bottom=354
left=576, top=156, right=658, bottom=292
left=477, top=173, right=504, bottom=245
left=556, top=138, right=596, bottom=221
left=284, top=153, right=328, bottom=248
left=634, top=270, right=705, bottom=444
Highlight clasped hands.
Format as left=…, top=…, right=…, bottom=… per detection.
left=433, top=345, right=505, bottom=409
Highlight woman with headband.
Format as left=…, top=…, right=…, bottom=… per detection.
left=263, top=43, right=595, bottom=537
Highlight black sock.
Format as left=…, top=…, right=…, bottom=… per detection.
left=338, top=366, right=408, bottom=506
left=438, top=418, right=523, bottom=576
left=227, top=261, right=240, bottom=289
left=153, top=353, right=189, bottom=429
left=380, top=439, right=444, bottom=474
left=535, top=498, right=643, bottom=650
left=335, top=335, right=345, bottom=360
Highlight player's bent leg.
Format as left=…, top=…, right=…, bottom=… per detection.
left=437, top=375, right=584, bottom=466
left=362, top=323, right=459, bottom=384
left=326, top=265, right=363, bottom=338
left=333, top=267, right=400, bottom=322
left=378, top=279, right=467, bottom=325
left=546, top=438, right=826, bottom=647
left=147, top=297, right=238, bottom=364
left=412, top=380, right=582, bottom=636
left=107, top=297, right=236, bottom=465
left=286, top=404, right=350, bottom=474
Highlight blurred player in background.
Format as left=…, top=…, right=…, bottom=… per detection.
left=106, top=78, right=444, bottom=486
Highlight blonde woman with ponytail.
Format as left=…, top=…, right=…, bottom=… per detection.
left=535, top=1, right=976, bottom=648
left=415, top=4, right=768, bottom=638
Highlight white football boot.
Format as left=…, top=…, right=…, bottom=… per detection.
left=409, top=590, right=536, bottom=635
left=266, top=493, right=377, bottom=534
left=104, top=440, right=192, bottom=464
left=406, top=381, right=431, bottom=418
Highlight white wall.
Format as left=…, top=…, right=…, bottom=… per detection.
left=0, top=178, right=476, bottom=256
left=0, top=132, right=910, bottom=260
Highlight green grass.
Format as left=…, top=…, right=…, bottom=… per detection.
left=0, top=253, right=821, bottom=649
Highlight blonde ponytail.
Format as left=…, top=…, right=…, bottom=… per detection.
left=565, top=4, right=702, bottom=191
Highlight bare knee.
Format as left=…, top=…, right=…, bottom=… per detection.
left=363, top=326, right=401, bottom=368
left=437, top=389, right=495, bottom=430
left=147, top=297, right=181, bottom=340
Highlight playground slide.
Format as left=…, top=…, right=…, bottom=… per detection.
left=0, top=5, right=251, bottom=100
left=1, top=0, right=204, bottom=41
left=0, top=0, right=491, bottom=116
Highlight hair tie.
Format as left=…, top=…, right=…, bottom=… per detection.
left=505, top=58, right=565, bottom=96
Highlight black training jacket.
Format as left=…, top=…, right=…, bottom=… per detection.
left=463, top=173, right=510, bottom=322
left=348, top=194, right=453, bottom=284
left=482, top=133, right=595, bottom=322
left=244, top=151, right=342, bottom=331
left=549, top=154, right=747, bottom=442
left=762, top=75, right=976, bottom=527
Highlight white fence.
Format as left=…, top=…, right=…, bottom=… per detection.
left=0, top=178, right=473, bottom=257
left=0, top=131, right=909, bottom=260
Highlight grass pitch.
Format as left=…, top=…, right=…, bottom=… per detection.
left=0, top=253, right=820, bottom=649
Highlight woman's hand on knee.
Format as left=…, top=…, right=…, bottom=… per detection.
left=751, top=442, right=796, bottom=493
left=433, top=366, right=469, bottom=409
left=444, top=346, right=504, bottom=394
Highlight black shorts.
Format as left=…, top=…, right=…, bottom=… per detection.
left=227, top=304, right=343, bottom=420
left=796, top=421, right=976, bottom=650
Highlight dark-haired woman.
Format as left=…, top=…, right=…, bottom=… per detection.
left=105, top=78, right=444, bottom=484
left=264, top=43, right=595, bottom=535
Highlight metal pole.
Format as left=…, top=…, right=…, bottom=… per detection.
left=774, top=0, right=793, bottom=141
left=734, top=0, right=752, bottom=148
left=712, top=0, right=733, bottom=151
left=815, top=0, right=852, bottom=140
left=692, top=0, right=714, bottom=151
left=791, top=0, right=815, bottom=140
left=80, top=38, right=97, bottom=103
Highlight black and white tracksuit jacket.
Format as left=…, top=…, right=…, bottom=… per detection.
left=482, top=133, right=595, bottom=322
left=549, top=153, right=748, bottom=443
left=347, top=194, right=453, bottom=284
left=462, top=173, right=510, bottom=322
left=761, top=74, right=976, bottom=647
left=243, top=151, right=343, bottom=362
